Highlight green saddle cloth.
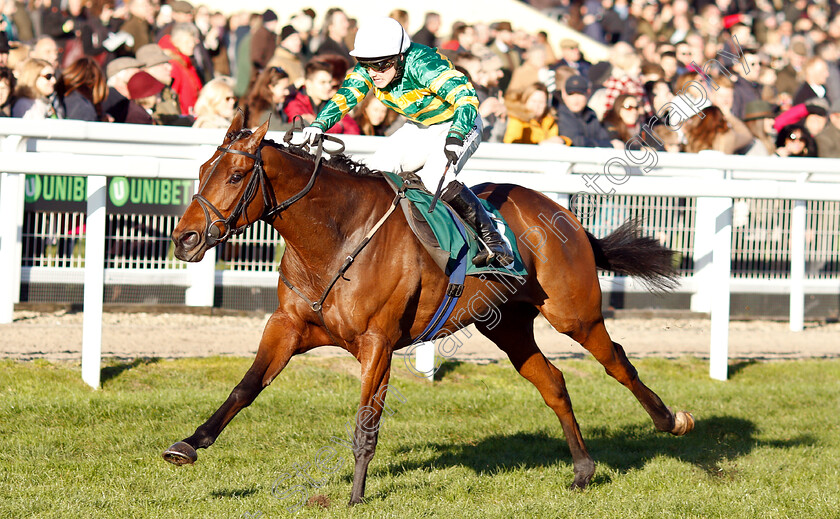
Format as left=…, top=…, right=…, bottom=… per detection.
left=383, top=171, right=528, bottom=278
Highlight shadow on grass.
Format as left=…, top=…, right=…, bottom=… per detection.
left=728, top=360, right=759, bottom=378
left=210, top=487, right=259, bottom=499
left=100, top=357, right=161, bottom=385
left=375, top=415, right=815, bottom=484
left=433, top=360, right=464, bottom=381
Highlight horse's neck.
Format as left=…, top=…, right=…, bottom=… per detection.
left=269, top=149, right=391, bottom=272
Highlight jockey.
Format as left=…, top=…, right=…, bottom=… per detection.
left=302, top=17, right=514, bottom=268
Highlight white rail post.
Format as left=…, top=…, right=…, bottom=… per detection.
left=185, top=248, right=217, bottom=306
left=790, top=198, right=807, bottom=332
left=0, top=136, right=25, bottom=324
left=82, top=175, right=107, bottom=389
left=414, top=341, right=436, bottom=382
left=709, top=195, right=733, bottom=381
left=0, top=172, right=25, bottom=324
left=691, top=197, right=716, bottom=313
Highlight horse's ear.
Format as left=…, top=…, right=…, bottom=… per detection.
left=223, top=109, right=245, bottom=143
left=244, top=118, right=270, bottom=153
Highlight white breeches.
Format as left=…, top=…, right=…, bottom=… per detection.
left=365, top=117, right=483, bottom=190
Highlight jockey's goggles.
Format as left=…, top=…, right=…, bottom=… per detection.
left=359, top=56, right=399, bottom=73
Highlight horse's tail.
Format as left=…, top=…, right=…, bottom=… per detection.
left=586, top=218, right=678, bottom=292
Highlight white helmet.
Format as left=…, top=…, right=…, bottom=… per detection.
left=350, top=17, right=410, bottom=59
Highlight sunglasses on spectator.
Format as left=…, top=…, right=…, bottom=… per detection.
left=787, top=132, right=804, bottom=141
left=41, top=73, right=55, bottom=80
left=622, top=102, right=640, bottom=110
left=359, top=56, right=398, bottom=73
left=271, top=66, right=286, bottom=75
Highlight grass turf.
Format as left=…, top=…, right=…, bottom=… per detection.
left=1, top=356, right=838, bottom=518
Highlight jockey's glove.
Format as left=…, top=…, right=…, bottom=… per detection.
left=444, top=135, right=464, bottom=165
left=302, top=126, right=324, bottom=146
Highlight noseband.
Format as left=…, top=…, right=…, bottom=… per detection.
left=191, top=123, right=345, bottom=247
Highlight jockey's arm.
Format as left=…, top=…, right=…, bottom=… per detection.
left=310, top=66, right=372, bottom=132
left=414, top=52, right=480, bottom=142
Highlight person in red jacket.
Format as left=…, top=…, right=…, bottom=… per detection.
left=158, top=23, right=203, bottom=116
left=285, top=60, right=360, bottom=134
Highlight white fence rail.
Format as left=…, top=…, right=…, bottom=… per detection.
left=3, top=119, right=840, bottom=386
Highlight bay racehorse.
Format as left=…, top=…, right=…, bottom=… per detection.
left=163, top=112, right=694, bottom=505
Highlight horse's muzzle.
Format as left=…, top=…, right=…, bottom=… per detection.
left=173, top=230, right=205, bottom=262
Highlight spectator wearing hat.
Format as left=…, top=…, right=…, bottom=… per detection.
left=557, top=74, right=616, bottom=148
left=504, top=82, right=568, bottom=145
left=250, top=9, right=278, bottom=84
left=490, top=21, right=520, bottom=92
left=315, top=8, right=352, bottom=64
left=156, top=1, right=214, bottom=84
left=156, top=0, right=194, bottom=38
left=740, top=100, right=777, bottom=155
left=158, top=22, right=203, bottom=115
left=119, top=0, right=154, bottom=53
left=135, top=43, right=183, bottom=123
left=102, top=55, right=141, bottom=122
left=125, top=69, right=161, bottom=124
left=413, top=12, right=440, bottom=49
left=267, top=24, right=304, bottom=88
left=552, top=38, right=590, bottom=79
left=815, top=99, right=840, bottom=158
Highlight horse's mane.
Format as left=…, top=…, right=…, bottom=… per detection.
left=227, top=128, right=383, bottom=179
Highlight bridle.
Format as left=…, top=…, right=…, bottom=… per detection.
left=188, top=119, right=403, bottom=348
left=191, top=120, right=345, bottom=248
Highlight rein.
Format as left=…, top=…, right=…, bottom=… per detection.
left=191, top=120, right=346, bottom=247
left=192, top=119, right=403, bottom=347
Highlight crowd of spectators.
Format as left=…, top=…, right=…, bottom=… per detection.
left=2, top=0, right=840, bottom=158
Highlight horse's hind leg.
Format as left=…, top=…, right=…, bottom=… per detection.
left=475, top=305, right=595, bottom=490
left=568, top=317, right=693, bottom=436
left=162, top=311, right=304, bottom=465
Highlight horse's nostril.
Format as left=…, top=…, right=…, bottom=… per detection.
left=180, top=231, right=200, bottom=249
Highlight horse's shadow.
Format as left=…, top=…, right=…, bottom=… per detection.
left=367, top=415, right=814, bottom=487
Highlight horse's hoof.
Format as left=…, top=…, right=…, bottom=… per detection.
left=671, top=410, right=695, bottom=436
left=162, top=441, right=198, bottom=465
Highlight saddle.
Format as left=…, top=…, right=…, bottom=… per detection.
left=381, top=171, right=527, bottom=279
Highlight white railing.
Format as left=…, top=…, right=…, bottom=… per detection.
left=4, top=119, right=840, bottom=385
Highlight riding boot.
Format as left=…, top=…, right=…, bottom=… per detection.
left=441, top=181, right=515, bottom=267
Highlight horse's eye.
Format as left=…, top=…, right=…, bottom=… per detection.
left=229, top=173, right=243, bottom=184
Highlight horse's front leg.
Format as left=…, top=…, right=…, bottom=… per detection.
left=162, top=311, right=306, bottom=465
left=348, top=334, right=395, bottom=506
